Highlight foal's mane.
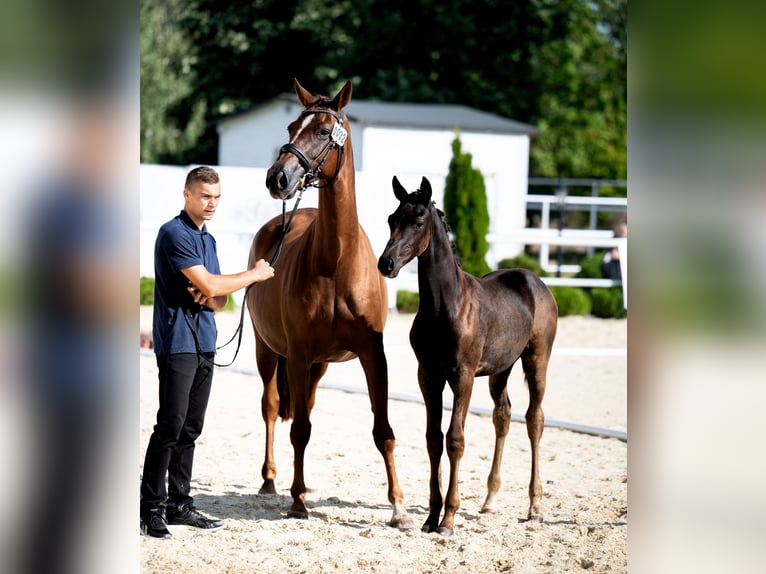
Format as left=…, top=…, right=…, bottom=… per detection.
left=426, top=199, right=461, bottom=268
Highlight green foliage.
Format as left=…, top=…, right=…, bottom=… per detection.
left=443, top=133, right=491, bottom=277
left=140, top=276, right=154, bottom=305
left=396, top=290, right=419, bottom=314
left=496, top=254, right=547, bottom=276
left=549, top=286, right=591, bottom=317
left=577, top=253, right=605, bottom=279
left=140, top=0, right=207, bottom=163
left=140, top=0, right=626, bottom=178
left=590, top=287, right=626, bottom=318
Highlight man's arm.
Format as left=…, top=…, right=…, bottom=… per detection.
left=181, top=259, right=274, bottom=302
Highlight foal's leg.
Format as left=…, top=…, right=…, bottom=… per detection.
left=255, top=335, right=279, bottom=494
left=522, top=350, right=550, bottom=522
left=358, top=334, right=413, bottom=528
left=481, top=366, right=513, bottom=514
left=439, top=369, right=475, bottom=536
left=419, top=364, right=446, bottom=534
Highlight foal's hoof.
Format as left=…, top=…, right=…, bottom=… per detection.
left=287, top=509, right=309, bottom=520
left=526, top=512, right=543, bottom=523
left=435, top=526, right=454, bottom=537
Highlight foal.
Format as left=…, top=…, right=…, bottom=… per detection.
left=377, top=176, right=558, bottom=535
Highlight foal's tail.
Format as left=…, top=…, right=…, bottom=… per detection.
left=276, top=355, right=293, bottom=420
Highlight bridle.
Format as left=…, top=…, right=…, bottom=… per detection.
left=279, top=108, right=348, bottom=190
left=208, top=107, right=349, bottom=367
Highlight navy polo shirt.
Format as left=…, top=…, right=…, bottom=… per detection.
left=152, top=210, right=221, bottom=355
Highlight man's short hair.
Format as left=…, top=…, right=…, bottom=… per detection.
left=185, top=166, right=220, bottom=188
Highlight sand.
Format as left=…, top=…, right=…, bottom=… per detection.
left=139, top=307, right=626, bottom=573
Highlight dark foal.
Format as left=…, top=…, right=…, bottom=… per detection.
left=377, top=176, right=558, bottom=535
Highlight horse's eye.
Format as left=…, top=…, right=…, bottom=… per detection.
left=318, top=128, right=331, bottom=138
left=415, top=221, right=424, bottom=230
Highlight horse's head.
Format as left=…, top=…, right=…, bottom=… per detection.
left=377, top=176, right=434, bottom=278
left=265, top=78, right=352, bottom=200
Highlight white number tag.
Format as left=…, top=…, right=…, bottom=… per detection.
left=331, top=123, right=348, bottom=146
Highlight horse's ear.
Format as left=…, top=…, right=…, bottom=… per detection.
left=294, top=78, right=315, bottom=108
left=332, top=80, right=353, bottom=111
left=392, top=176, right=408, bottom=202
left=419, top=177, right=432, bottom=203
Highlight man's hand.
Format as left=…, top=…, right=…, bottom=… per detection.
left=187, top=284, right=227, bottom=310
left=252, top=259, right=275, bottom=282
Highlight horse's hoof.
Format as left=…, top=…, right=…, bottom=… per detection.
left=259, top=480, right=277, bottom=495
left=479, top=505, right=496, bottom=514
left=389, top=515, right=416, bottom=530
left=435, top=526, right=454, bottom=537
left=421, top=523, right=435, bottom=533
left=526, top=512, right=543, bottom=523
left=287, top=509, right=309, bottom=520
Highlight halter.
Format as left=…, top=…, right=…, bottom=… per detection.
left=279, top=108, right=347, bottom=190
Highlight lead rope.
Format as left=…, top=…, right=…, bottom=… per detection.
left=207, top=189, right=305, bottom=367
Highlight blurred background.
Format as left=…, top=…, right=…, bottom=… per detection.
left=1, top=0, right=765, bottom=572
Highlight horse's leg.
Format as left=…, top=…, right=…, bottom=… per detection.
left=418, top=364, right=445, bottom=534
left=521, top=349, right=550, bottom=522
left=480, top=366, right=513, bottom=514
left=286, top=359, right=324, bottom=519
left=357, top=335, right=414, bottom=529
left=438, top=368, right=475, bottom=536
left=255, top=334, right=279, bottom=495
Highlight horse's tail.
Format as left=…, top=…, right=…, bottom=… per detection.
left=276, top=355, right=293, bottom=420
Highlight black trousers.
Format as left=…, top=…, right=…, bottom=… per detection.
left=140, top=352, right=214, bottom=515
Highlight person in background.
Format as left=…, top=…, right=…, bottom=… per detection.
left=140, top=166, right=274, bottom=539
left=601, top=221, right=627, bottom=281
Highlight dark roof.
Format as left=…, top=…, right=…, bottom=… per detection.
left=219, top=93, right=539, bottom=136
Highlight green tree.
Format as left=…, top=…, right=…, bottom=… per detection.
left=140, top=0, right=207, bottom=163
left=443, top=132, right=491, bottom=277
left=140, top=0, right=626, bottom=179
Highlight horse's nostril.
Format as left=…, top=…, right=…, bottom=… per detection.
left=278, top=172, right=288, bottom=191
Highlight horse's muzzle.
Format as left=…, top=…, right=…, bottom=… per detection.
left=265, top=165, right=300, bottom=200
left=377, top=255, right=399, bottom=278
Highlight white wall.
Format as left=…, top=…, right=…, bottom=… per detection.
left=140, top=156, right=527, bottom=305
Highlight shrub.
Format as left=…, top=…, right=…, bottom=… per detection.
left=496, top=254, right=547, bottom=276
left=140, top=277, right=154, bottom=305
left=590, top=287, right=627, bottom=318
left=577, top=252, right=606, bottom=279
left=549, top=286, right=591, bottom=317
left=396, top=290, right=419, bottom=313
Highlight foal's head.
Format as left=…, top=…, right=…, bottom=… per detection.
left=378, top=176, right=439, bottom=278
left=265, top=78, right=352, bottom=200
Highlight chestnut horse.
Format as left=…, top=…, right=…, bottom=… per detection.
left=377, top=176, right=558, bottom=535
left=245, top=80, right=412, bottom=528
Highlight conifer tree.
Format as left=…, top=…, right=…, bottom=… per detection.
left=443, top=132, right=491, bottom=277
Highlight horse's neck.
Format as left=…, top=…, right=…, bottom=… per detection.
left=313, top=147, right=359, bottom=267
left=417, top=215, right=463, bottom=313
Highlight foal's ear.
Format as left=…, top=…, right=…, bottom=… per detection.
left=294, top=78, right=315, bottom=108
left=392, top=176, right=409, bottom=202
left=418, top=177, right=432, bottom=202
left=332, top=80, right=353, bottom=111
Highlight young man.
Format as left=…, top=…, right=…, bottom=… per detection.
left=140, top=166, right=274, bottom=538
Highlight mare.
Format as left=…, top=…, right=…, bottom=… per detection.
left=377, top=176, right=558, bottom=535
left=245, top=79, right=412, bottom=528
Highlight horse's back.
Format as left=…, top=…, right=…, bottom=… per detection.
left=481, top=268, right=558, bottom=337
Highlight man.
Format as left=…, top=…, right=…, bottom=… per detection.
left=140, top=166, right=274, bottom=538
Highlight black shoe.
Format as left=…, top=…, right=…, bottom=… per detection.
left=140, top=510, right=171, bottom=538
left=166, top=504, right=224, bottom=529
